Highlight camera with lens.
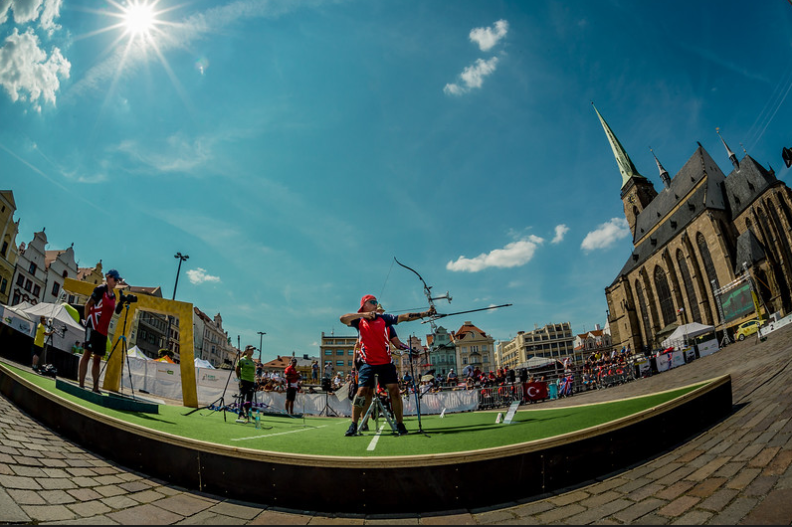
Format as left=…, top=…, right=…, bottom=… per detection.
left=119, top=293, right=138, bottom=305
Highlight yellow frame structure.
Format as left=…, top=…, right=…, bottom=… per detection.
left=63, top=278, right=198, bottom=408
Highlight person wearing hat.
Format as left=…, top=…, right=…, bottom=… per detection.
left=284, top=357, right=300, bottom=415
left=79, top=269, right=121, bottom=393
left=235, top=345, right=258, bottom=423
left=339, top=294, right=435, bottom=437
left=31, top=316, right=54, bottom=372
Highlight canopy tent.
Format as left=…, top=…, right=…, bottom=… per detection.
left=661, top=322, right=716, bottom=349
left=127, top=346, right=151, bottom=360
left=0, top=304, right=34, bottom=337
left=156, top=356, right=176, bottom=364
left=516, top=356, right=560, bottom=370
left=194, top=358, right=214, bottom=369
left=19, top=302, right=85, bottom=351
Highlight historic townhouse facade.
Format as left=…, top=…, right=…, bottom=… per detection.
left=496, top=322, right=575, bottom=369
left=596, top=107, right=792, bottom=351
left=0, top=191, right=19, bottom=305
left=11, top=230, right=48, bottom=306
left=43, top=246, right=79, bottom=304
left=453, top=321, right=495, bottom=372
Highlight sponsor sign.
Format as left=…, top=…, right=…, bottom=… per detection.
left=155, top=364, right=180, bottom=381
left=197, top=369, right=231, bottom=388
left=683, top=347, right=696, bottom=363
left=670, top=351, right=686, bottom=369
left=698, top=339, right=720, bottom=358
left=656, top=353, right=672, bottom=372
left=0, top=306, right=33, bottom=336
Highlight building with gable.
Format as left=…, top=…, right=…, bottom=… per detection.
left=0, top=191, right=19, bottom=305
left=43, top=246, right=78, bottom=304
left=11, top=230, right=48, bottom=306
left=595, top=106, right=792, bottom=352
left=452, top=321, right=495, bottom=372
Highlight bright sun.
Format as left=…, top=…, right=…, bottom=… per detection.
left=122, top=1, right=157, bottom=37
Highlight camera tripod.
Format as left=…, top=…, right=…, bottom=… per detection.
left=319, top=384, right=339, bottom=417
left=184, top=349, right=241, bottom=421
left=98, top=302, right=137, bottom=399
left=357, top=376, right=398, bottom=436
left=404, top=341, right=430, bottom=437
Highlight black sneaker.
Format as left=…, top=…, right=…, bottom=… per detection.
left=396, top=423, right=408, bottom=436
left=360, top=423, right=369, bottom=432
left=345, top=423, right=358, bottom=437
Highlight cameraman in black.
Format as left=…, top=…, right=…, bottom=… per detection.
left=79, top=269, right=121, bottom=393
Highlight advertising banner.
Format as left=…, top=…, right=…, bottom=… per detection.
left=155, top=364, right=180, bottom=381
left=683, top=347, right=696, bottom=363
left=656, top=353, right=672, bottom=372
left=670, top=351, right=686, bottom=369
left=698, top=339, right=720, bottom=358
left=196, top=368, right=232, bottom=389
left=0, top=306, right=34, bottom=336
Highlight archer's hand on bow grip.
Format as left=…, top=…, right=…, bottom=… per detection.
left=422, top=306, right=437, bottom=318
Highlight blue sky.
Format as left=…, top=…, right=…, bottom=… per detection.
left=2, top=0, right=792, bottom=360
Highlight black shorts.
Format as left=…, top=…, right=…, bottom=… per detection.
left=31, top=344, right=43, bottom=357
left=358, top=363, right=398, bottom=388
left=286, top=387, right=297, bottom=402
left=84, top=328, right=108, bottom=358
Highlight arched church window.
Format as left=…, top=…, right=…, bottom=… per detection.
left=697, top=233, right=720, bottom=293
left=676, top=249, right=701, bottom=323
left=635, top=280, right=652, bottom=344
left=654, top=266, right=676, bottom=327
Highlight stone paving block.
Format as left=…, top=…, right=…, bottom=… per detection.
left=71, top=476, right=99, bottom=487
left=657, top=496, right=700, bottom=517
left=153, top=494, right=216, bottom=517
left=655, top=480, right=696, bottom=501
left=38, top=477, right=77, bottom=490
left=713, top=461, right=745, bottom=479
left=128, top=489, right=167, bottom=504
left=0, top=488, right=31, bottom=523
left=207, top=501, right=266, bottom=520
left=585, top=477, right=629, bottom=495
left=419, top=513, right=476, bottom=525
left=674, top=449, right=706, bottom=464
left=118, top=480, right=151, bottom=493
left=763, top=448, right=792, bottom=476
left=21, top=504, right=78, bottom=522
left=580, top=490, right=623, bottom=508
left=66, top=467, right=98, bottom=477
left=8, top=488, right=46, bottom=505
left=564, top=498, right=632, bottom=524
left=708, top=497, right=759, bottom=525
left=0, top=462, right=13, bottom=475
left=547, top=490, right=590, bottom=507
left=39, top=489, right=77, bottom=504
left=738, top=488, right=792, bottom=525
left=670, top=509, right=713, bottom=525
left=66, top=500, right=112, bottom=518
left=106, top=503, right=184, bottom=525
left=698, top=488, right=739, bottom=512
left=42, top=468, right=70, bottom=478
left=155, top=486, right=182, bottom=497
left=687, top=477, right=726, bottom=498
left=733, top=443, right=764, bottom=462
left=67, top=488, right=104, bottom=502
left=726, top=467, right=762, bottom=490
left=744, top=475, right=779, bottom=497
left=175, top=511, right=249, bottom=525
left=686, top=456, right=731, bottom=481
left=535, top=503, right=586, bottom=523
left=247, top=511, right=312, bottom=525
left=94, top=474, right=125, bottom=485
left=612, top=498, right=667, bottom=523
left=627, top=482, right=665, bottom=502
left=510, top=499, right=555, bottom=517
left=95, top=485, right=126, bottom=497
left=0, top=474, right=42, bottom=490
left=101, top=496, right=141, bottom=509
left=749, top=446, right=782, bottom=468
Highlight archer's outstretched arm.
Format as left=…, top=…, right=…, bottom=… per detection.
left=340, top=311, right=376, bottom=326
left=396, top=306, right=436, bottom=324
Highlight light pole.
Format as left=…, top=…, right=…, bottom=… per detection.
left=165, top=252, right=189, bottom=358
left=257, top=331, right=266, bottom=363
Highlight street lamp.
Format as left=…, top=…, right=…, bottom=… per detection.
left=165, top=252, right=189, bottom=357
left=257, top=331, right=266, bottom=362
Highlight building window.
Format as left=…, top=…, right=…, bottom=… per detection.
left=0, top=278, right=6, bottom=294
left=325, top=350, right=333, bottom=356
left=676, top=249, right=701, bottom=323
left=336, top=350, right=344, bottom=356
left=336, top=360, right=344, bottom=367
left=348, top=360, right=353, bottom=367
left=28, top=262, right=36, bottom=275
left=697, top=232, right=720, bottom=293
left=52, top=282, right=60, bottom=297
left=24, top=279, right=32, bottom=292
left=16, top=274, right=24, bottom=287
left=348, top=350, right=354, bottom=355
left=1, top=241, right=7, bottom=257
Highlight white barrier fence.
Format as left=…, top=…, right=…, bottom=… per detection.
left=119, top=357, right=480, bottom=416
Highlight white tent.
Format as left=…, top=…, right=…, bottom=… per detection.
left=661, top=322, right=716, bottom=349
left=194, top=358, right=214, bottom=369
left=0, top=304, right=34, bottom=336
left=19, top=302, right=85, bottom=351
left=127, top=346, right=151, bottom=360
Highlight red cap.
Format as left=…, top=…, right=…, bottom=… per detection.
left=358, top=294, right=377, bottom=313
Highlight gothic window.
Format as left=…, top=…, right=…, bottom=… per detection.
left=676, top=250, right=701, bottom=323
left=654, top=266, right=676, bottom=327
left=697, top=233, right=720, bottom=292
left=777, top=192, right=792, bottom=231
left=1, top=241, right=7, bottom=257
left=635, top=280, right=652, bottom=344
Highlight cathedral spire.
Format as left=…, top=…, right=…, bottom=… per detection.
left=650, top=147, right=671, bottom=189
left=592, top=103, right=646, bottom=189
left=716, top=127, right=739, bottom=170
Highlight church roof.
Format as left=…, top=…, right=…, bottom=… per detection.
left=0, top=190, right=15, bottom=209
left=733, top=229, right=766, bottom=274
left=723, top=155, right=778, bottom=217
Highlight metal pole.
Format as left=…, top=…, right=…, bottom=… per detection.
left=258, top=331, right=266, bottom=363
left=165, top=252, right=189, bottom=358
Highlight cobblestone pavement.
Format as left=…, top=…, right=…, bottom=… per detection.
left=2, top=325, right=792, bottom=525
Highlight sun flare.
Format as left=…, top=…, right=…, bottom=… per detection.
left=123, top=1, right=157, bottom=37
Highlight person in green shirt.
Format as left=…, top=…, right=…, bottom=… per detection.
left=235, top=345, right=257, bottom=423
left=32, top=316, right=53, bottom=372
left=71, top=341, right=84, bottom=355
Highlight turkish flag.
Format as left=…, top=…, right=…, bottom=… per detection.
left=524, top=382, right=548, bottom=401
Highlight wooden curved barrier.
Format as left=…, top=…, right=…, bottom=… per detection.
left=0, top=363, right=732, bottom=514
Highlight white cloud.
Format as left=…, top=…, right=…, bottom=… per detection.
left=5, top=0, right=42, bottom=24
left=447, top=235, right=544, bottom=272
left=187, top=268, right=221, bottom=285
left=39, top=0, right=62, bottom=35
left=444, top=57, right=499, bottom=96
left=551, top=224, right=569, bottom=244
left=0, top=27, right=70, bottom=111
left=111, top=133, right=213, bottom=174
left=581, top=218, right=631, bottom=251
left=469, top=19, right=508, bottom=52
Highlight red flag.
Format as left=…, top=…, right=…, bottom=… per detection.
left=524, top=382, right=548, bottom=401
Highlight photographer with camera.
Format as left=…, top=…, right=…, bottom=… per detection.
left=79, top=269, right=121, bottom=393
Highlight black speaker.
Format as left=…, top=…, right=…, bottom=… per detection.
left=321, top=378, right=331, bottom=391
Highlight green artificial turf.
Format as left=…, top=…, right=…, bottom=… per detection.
left=6, top=364, right=706, bottom=457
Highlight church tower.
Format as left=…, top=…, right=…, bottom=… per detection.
left=593, top=104, right=657, bottom=238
